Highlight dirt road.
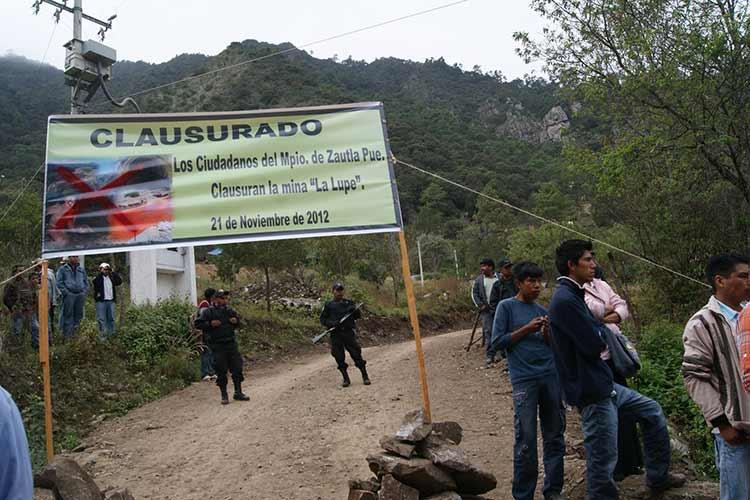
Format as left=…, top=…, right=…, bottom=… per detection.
left=76, top=330, right=581, bottom=499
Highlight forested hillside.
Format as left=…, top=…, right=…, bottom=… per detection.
left=0, top=40, right=569, bottom=269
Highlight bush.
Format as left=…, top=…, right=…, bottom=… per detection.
left=118, top=299, right=196, bottom=367
left=631, top=321, right=716, bottom=477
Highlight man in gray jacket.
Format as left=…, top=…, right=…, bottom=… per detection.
left=683, top=253, right=750, bottom=500
left=56, top=255, right=88, bottom=339
left=472, top=258, right=499, bottom=368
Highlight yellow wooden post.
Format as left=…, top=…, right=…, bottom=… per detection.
left=397, top=231, right=432, bottom=422
left=37, top=260, right=54, bottom=462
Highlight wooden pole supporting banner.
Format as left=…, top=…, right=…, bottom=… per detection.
left=37, top=260, right=54, bottom=462
left=397, top=231, right=432, bottom=422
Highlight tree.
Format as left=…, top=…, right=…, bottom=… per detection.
left=516, top=0, right=750, bottom=205
left=417, top=182, right=453, bottom=232
left=223, top=240, right=306, bottom=311
left=532, top=182, right=575, bottom=222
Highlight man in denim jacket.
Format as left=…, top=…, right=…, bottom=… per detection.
left=56, top=255, right=88, bottom=339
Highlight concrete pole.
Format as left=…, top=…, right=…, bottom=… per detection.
left=416, top=237, right=424, bottom=288
left=70, top=0, right=83, bottom=114
left=453, top=248, right=459, bottom=278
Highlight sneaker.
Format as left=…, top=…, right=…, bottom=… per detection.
left=233, top=392, right=250, bottom=401
left=210, top=374, right=217, bottom=380
left=221, top=395, right=229, bottom=405
left=650, top=472, right=687, bottom=493
left=202, top=375, right=212, bottom=382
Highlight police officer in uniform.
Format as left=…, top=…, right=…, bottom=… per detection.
left=320, top=283, right=370, bottom=387
left=194, top=290, right=249, bottom=404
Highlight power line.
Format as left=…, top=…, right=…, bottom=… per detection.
left=392, top=156, right=711, bottom=289
left=40, top=17, right=58, bottom=64
left=123, top=0, right=469, bottom=99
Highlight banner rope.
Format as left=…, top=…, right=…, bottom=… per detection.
left=0, top=261, right=43, bottom=288
left=392, top=155, right=711, bottom=289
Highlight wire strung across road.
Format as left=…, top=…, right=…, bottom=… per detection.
left=120, top=0, right=469, bottom=99
left=392, top=156, right=712, bottom=289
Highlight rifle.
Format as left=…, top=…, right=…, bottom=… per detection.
left=465, top=310, right=483, bottom=352
left=312, top=302, right=364, bottom=344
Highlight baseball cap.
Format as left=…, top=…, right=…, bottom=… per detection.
left=99, top=262, right=111, bottom=269
left=332, top=282, right=345, bottom=291
left=214, top=289, right=230, bottom=298
left=498, top=258, right=513, bottom=268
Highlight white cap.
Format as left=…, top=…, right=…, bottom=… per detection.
left=99, top=262, right=111, bottom=269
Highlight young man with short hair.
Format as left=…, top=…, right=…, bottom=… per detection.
left=548, top=239, right=684, bottom=499
left=194, top=290, right=249, bottom=405
left=491, top=261, right=564, bottom=500
left=472, top=258, right=499, bottom=368
left=684, top=253, right=750, bottom=500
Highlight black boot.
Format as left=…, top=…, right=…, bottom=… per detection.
left=219, top=386, right=229, bottom=405
left=359, top=366, right=371, bottom=385
left=233, top=381, right=249, bottom=401
left=339, top=368, right=351, bottom=387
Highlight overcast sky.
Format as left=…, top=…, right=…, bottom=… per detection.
left=2, top=0, right=545, bottom=81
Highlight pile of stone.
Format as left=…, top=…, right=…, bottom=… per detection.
left=33, top=456, right=134, bottom=500
left=348, top=410, right=497, bottom=500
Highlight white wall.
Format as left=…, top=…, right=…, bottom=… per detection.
left=130, top=247, right=197, bottom=305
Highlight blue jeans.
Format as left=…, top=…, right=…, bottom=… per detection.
left=200, top=347, right=215, bottom=378
left=579, top=384, right=671, bottom=499
left=11, top=312, right=40, bottom=347
left=95, top=300, right=116, bottom=339
left=714, top=434, right=750, bottom=500
left=511, top=376, right=566, bottom=500
left=61, top=292, right=85, bottom=339
left=481, top=310, right=496, bottom=360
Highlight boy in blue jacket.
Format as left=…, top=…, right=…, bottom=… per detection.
left=548, top=240, right=684, bottom=498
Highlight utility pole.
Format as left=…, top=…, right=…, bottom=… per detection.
left=32, top=0, right=116, bottom=463
left=34, top=0, right=117, bottom=114
left=453, top=248, right=459, bottom=279
left=70, top=0, right=83, bottom=114
left=416, top=237, right=425, bottom=288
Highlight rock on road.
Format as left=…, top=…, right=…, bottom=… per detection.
left=79, top=330, right=530, bottom=499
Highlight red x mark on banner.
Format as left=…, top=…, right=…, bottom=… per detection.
left=51, top=165, right=139, bottom=234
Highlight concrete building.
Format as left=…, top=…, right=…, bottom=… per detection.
left=129, top=247, right=197, bottom=305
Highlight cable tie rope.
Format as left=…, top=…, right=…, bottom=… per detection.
left=0, top=261, right=43, bottom=287
left=392, top=156, right=711, bottom=289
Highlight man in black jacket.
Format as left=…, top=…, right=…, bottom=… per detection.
left=549, top=240, right=683, bottom=498
left=93, top=263, right=122, bottom=339
left=320, top=283, right=369, bottom=387
left=194, top=290, right=249, bottom=405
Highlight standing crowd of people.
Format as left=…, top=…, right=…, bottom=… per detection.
left=474, top=240, right=750, bottom=500
left=3, top=241, right=750, bottom=499
left=1, top=256, right=123, bottom=349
